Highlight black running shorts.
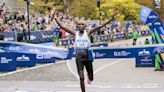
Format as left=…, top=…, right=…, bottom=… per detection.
left=75, top=49, right=93, bottom=74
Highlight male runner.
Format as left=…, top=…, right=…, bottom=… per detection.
left=55, top=13, right=117, bottom=92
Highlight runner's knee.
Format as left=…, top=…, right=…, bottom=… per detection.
left=79, top=71, right=84, bottom=81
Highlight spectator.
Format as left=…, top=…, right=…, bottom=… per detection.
left=2, top=24, right=11, bottom=32
left=144, top=38, right=151, bottom=45
left=130, top=30, right=140, bottom=45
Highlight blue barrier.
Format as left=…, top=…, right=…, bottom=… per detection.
left=136, top=55, right=155, bottom=67
left=15, top=53, right=36, bottom=67
left=0, top=52, right=16, bottom=71
left=88, top=46, right=157, bottom=67
left=88, top=47, right=154, bottom=59
left=57, top=31, right=150, bottom=46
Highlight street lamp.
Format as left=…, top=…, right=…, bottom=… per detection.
left=97, top=0, right=101, bottom=24
left=97, top=0, right=101, bottom=35
left=27, top=0, right=31, bottom=43
left=24, top=0, right=31, bottom=43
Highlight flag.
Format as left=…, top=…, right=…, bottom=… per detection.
left=140, top=6, right=164, bottom=44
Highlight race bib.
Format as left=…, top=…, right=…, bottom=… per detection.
left=76, top=39, right=89, bottom=48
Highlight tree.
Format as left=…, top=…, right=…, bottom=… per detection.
left=98, top=0, right=141, bottom=22
left=17, top=0, right=64, bottom=14
left=69, top=0, right=97, bottom=19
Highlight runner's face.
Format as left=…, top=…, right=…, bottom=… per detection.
left=77, top=22, right=86, bottom=31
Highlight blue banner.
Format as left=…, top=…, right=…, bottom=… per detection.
left=140, top=6, right=164, bottom=44
left=0, top=41, right=69, bottom=60
left=15, top=53, right=36, bottom=67
left=0, top=52, right=16, bottom=71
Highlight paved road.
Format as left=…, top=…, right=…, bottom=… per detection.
left=0, top=58, right=164, bottom=92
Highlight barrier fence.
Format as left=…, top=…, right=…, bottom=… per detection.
left=0, top=30, right=151, bottom=44
left=0, top=30, right=54, bottom=43
left=56, top=30, right=151, bottom=47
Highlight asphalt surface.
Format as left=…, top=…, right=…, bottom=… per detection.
left=0, top=58, right=164, bottom=92
left=0, top=36, right=164, bottom=92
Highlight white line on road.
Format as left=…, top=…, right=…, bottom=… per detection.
left=15, top=91, right=27, bottom=92
left=94, top=59, right=124, bottom=74
left=84, top=59, right=124, bottom=82
left=66, top=59, right=124, bottom=83
left=66, top=60, right=79, bottom=81
left=0, top=61, right=66, bottom=77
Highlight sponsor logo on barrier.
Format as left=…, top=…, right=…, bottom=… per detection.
left=140, top=57, right=153, bottom=62
left=4, top=37, right=15, bottom=41
left=36, top=54, right=52, bottom=59
left=92, top=52, right=106, bottom=58
left=9, top=46, right=21, bottom=51
left=138, top=49, right=150, bottom=56
left=16, top=55, right=30, bottom=61
left=63, top=41, right=67, bottom=45
left=42, top=33, right=53, bottom=39
left=0, top=57, right=12, bottom=63
left=114, top=51, right=131, bottom=56
left=45, top=51, right=62, bottom=56
left=29, top=49, right=40, bottom=53
left=30, top=35, right=37, bottom=40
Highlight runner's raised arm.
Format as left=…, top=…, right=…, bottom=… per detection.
left=88, top=12, right=118, bottom=36
left=55, top=17, right=75, bottom=36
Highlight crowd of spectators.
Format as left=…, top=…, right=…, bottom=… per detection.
left=0, top=2, right=150, bottom=39
left=0, top=3, right=76, bottom=33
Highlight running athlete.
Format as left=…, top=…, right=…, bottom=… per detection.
left=55, top=13, right=117, bottom=92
